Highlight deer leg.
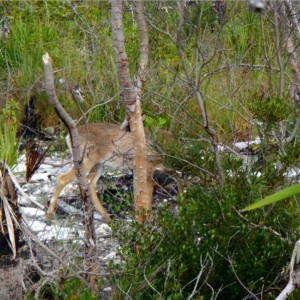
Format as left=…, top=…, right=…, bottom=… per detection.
left=46, top=163, right=110, bottom=223
left=89, top=164, right=111, bottom=222
left=45, top=168, right=76, bottom=221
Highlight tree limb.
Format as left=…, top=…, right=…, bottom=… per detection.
left=111, top=0, right=150, bottom=222
left=276, top=239, right=300, bottom=300
left=42, top=53, right=98, bottom=289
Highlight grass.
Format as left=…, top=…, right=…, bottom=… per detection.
left=2, top=2, right=299, bottom=299
left=0, top=100, right=20, bottom=167
left=0, top=1, right=295, bottom=170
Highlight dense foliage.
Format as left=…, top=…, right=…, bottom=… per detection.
left=111, top=156, right=298, bottom=299
left=0, top=1, right=299, bottom=299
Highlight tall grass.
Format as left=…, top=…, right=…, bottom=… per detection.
left=0, top=101, right=20, bottom=167
left=0, top=1, right=295, bottom=148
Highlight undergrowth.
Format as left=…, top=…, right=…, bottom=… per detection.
left=110, top=164, right=298, bottom=299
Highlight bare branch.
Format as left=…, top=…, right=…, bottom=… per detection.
left=42, top=52, right=99, bottom=289
left=276, top=239, right=300, bottom=300
left=228, top=256, right=259, bottom=300
left=111, top=0, right=151, bottom=222
left=175, top=3, right=224, bottom=187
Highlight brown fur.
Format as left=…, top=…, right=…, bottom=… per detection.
left=45, top=123, right=174, bottom=222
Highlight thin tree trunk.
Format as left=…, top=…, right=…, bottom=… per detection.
left=278, top=3, right=300, bottom=142
left=111, top=0, right=150, bottom=222
left=42, top=53, right=98, bottom=290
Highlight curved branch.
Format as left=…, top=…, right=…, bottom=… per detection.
left=276, top=239, right=300, bottom=300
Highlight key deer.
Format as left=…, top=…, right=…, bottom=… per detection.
left=45, top=123, right=176, bottom=222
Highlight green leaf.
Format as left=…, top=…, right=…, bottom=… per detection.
left=243, top=183, right=300, bottom=211
left=158, top=117, right=167, bottom=126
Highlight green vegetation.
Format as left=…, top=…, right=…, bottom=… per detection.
left=0, top=1, right=288, bottom=138
left=26, top=277, right=99, bottom=300
left=0, top=1, right=298, bottom=299
left=244, top=182, right=300, bottom=211
left=0, top=100, right=20, bottom=167
left=111, top=155, right=298, bottom=299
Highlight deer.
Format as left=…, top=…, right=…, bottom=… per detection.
left=45, top=123, right=180, bottom=223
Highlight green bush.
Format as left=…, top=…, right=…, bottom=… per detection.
left=110, top=172, right=297, bottom=299
left=26, top=277, right=98, bottom=300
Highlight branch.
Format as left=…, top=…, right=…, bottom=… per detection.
left=42, top=53, right=76, bottom=128
left=229, top=256, right=259, bottom=300
left=135, top=0, right=148, bottom=86
left=111, top=0, right=150, bottom=222
left=42, top=53, right=98, bottom=288
left=6, top=165, right=45, bottom=209
left=175, top=3, right=224, bottom=187
left=284, top=0, right=300, bottom=43
left=276, top=239, right=300, bottom=300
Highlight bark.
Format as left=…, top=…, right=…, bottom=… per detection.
left=284, top=0, right=300, bottom=43
left=278, top=3, right=300, bottom=142
left=283, top=1, right=300, bottom=103
left=135, top=0, right=148, bottom=87
left=285, top=37, right=300, bottom=98
left=212, top=0, right=226, bottom=25
left=111, top=0, right=150, bottom=222
left=42, top=53, right=98, bottom=289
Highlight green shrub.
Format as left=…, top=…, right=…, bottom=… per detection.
left=110, top=172, right=297, bottom=299
left=26, top=277, right=98, bottom=300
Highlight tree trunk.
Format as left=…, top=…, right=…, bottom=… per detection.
left=43, top=53, right=98, bottom=290
left=111, top=0, right=150, bottom=222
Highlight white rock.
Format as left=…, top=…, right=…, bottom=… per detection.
left=26, top=220, right=51, bottom=232
left=102, top=251, right=117, bottom=261
left=13, top=162, right=26, bottom=173
left=18, top=196, right=31, bottom=206
left=30, top=173, right=51, bottom=182
left=95, top=223, right=112, bottom=235
left=234, top=137, right=261, bottom=150
left=21, top=207, right=45, bottom=217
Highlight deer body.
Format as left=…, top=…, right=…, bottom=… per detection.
left=45, top=123, right=164, bottom=222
